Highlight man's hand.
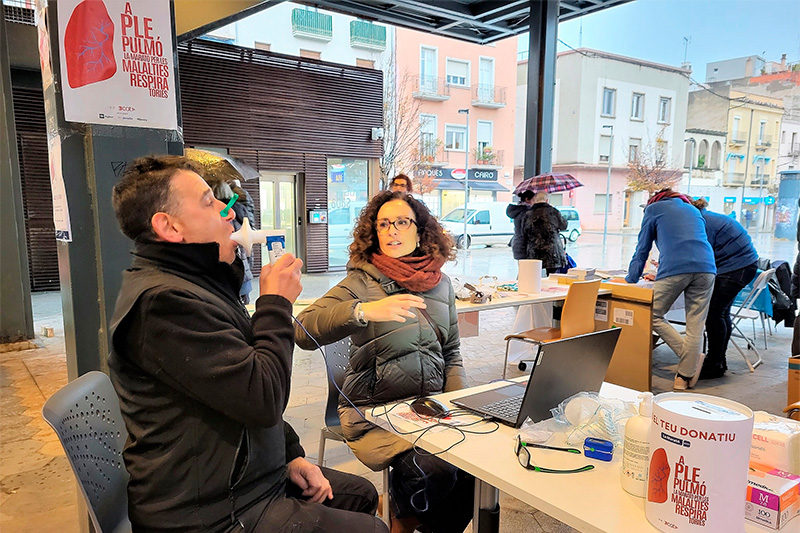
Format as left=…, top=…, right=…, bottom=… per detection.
left=260, top=253, right=303, bottom=303
left=642, top=273, right=656, bottom=281
left=287, top=457, right=333, bottom=503
left=361, top=294, right=426, bottom=322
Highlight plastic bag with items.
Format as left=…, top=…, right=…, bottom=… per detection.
left=550, top=391, right=638, bottom=447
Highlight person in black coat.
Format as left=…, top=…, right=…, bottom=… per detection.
left=507, top=190, right=534, bottom=260
left=522, top=191, right=568, bottom=274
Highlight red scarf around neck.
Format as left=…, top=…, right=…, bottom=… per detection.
left=647, top=190, right=691, bottom=206
left=370, top=253, right=444, bottom=292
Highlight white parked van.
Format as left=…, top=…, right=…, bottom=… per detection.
left=439, top=203, right=514, bottom=248
left=556, top=206, right=581, bottom=242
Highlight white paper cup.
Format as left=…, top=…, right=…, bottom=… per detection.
left=518, top=259, right=542, bottom=293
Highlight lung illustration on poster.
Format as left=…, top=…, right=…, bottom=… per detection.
left=64, top=0, right=117, bottom=88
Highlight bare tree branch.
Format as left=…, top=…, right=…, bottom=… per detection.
left=625, top=128, right=683, bottom=193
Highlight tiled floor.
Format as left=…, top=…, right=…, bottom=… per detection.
left=1, top=280, right=794, bottom=532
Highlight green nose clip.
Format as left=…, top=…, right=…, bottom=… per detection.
left=220, top=193, right=239, bottom=218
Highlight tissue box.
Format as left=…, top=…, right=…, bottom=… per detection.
left=745, top=468, right=800, bottom=529
left=750, top=411, right=800, bottom=475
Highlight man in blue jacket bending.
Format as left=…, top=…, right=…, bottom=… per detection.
left=625, top=189, right=716, bottom=390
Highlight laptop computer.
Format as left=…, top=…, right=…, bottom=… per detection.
left=451, top=328, right=622, bottom=428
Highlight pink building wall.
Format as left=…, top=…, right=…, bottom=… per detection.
left=394, top=28, right=517, bottom=203
left=555, top=165, right=630, bottom=231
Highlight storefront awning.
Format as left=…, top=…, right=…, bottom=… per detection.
left=435, top=178, right=509, bottom=192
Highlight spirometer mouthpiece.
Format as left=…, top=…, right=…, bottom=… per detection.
left=230, top=217, right=286, bottom=262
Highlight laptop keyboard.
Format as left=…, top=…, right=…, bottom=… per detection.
left=481, top=395, right=524, bottom=419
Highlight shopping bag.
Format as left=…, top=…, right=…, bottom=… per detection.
left=555, top=253, right=577, bottom=274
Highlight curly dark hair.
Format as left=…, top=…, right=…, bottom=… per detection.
left=390, top=174, right=413, bottom=192
left=349, top=191, right=456, bottom=264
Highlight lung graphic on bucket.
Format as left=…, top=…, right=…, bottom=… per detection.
left=646, top=393, right=754, bottom=532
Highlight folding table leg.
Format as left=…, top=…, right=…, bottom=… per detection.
left=473, top=480, right=500, bottom=533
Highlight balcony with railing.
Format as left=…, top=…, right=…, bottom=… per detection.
left=729, top=131, right=748, bottom=145
left=723, top=172, right=746, bottom=186
left=412, top=75, right=450, bottom=101
left=418, top=139, right=447, bottom=167
left=350, top=20, right=386, bottom=51
left=749, top=174, right=771, bottom=186
left=471, top=147, right=504, bottom=168
left=291, top=8, right=333, bottom=41
left=471, top=84, right=507, bottom=108
left=756, top=135, right=772, bottom=147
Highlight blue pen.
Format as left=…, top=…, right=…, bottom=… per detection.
left=220, top=193, right=239, bottom=217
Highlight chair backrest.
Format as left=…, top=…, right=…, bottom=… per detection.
left=322, top=337, right=352, bottom=428
left=737, top=268, right=776, bottom=314
left=42, top=371, right=132, bottom=533
left=560, top=279, right=602, bottom=338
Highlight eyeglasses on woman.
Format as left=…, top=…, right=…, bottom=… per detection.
left=376, top=217, right=417, bottom=233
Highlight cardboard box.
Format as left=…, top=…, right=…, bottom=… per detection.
left=746, top=468, right=800, bottom=529
left=790, top=356, right=800, bottom=407
left=605, top=281, right=653, bottom=304
left=750, top=411, right=800, bottom=475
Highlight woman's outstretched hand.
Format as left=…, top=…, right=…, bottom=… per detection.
left=361, top=294, right=426, bottom=323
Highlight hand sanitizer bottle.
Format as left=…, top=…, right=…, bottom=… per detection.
left=621, top=392, right=653, bottom=497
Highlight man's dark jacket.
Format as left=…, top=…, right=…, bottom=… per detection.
left=108, top=241, right=304, bottom=532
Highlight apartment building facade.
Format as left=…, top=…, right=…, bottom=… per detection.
left=687, top=87, right=784, bottom=228
left=393, top=28, right=517, bottom=217
left=517, top=49, right=690, bottom=231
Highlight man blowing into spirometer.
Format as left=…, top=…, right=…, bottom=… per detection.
left=108, top=155, right=387, bottom=532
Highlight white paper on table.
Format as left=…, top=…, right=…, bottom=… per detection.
left=506, top=303, right=553, bottom=363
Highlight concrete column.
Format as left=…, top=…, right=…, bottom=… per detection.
left=0, top=13, right=35, bottom=343
left=39, top=0, right=183, bottom=378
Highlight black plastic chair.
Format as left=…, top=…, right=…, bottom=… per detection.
left=42, top=371, right=132, bottom=533
left=317, top=337, right=390, bottom=525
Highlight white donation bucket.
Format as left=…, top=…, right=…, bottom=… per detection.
left=646, top=393, right=753, bottom=532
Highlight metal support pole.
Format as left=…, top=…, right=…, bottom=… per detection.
left=741, top=108, right=755, bottom=223
left=602, top=125, right=613, bottom=248
left=458, top=108, right=470, bottom=249
left=685, top=138, right=695, bottom=195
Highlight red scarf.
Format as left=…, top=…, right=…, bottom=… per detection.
left=647, top=190, right=691, bottom=206
left=370, top=253, right=444, bottom=292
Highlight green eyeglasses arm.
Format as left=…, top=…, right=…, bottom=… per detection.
left=220, top=193, right=239, bottom=217
left=521, top=442, right=582, bottom=454
left=534, top=464, right=595, bottom=474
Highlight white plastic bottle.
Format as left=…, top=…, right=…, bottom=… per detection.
left=621, top=392, right=653, bottom=497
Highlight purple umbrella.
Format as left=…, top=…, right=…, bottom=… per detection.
left=514, top=173, right=583, bottom=195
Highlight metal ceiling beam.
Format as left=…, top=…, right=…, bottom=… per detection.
left=176, top=0, right=287, bottom=43
left=299, top=1, right=491, bottom=43
left=374, top=0, right=517, bottom=39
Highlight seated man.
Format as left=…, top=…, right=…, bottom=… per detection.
left=109, top=155, right=386, bottom=533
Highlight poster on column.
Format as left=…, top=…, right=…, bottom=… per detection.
left=47, top=136, right=73, bottom=242
left=56, top=0, right=177, bottom=130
